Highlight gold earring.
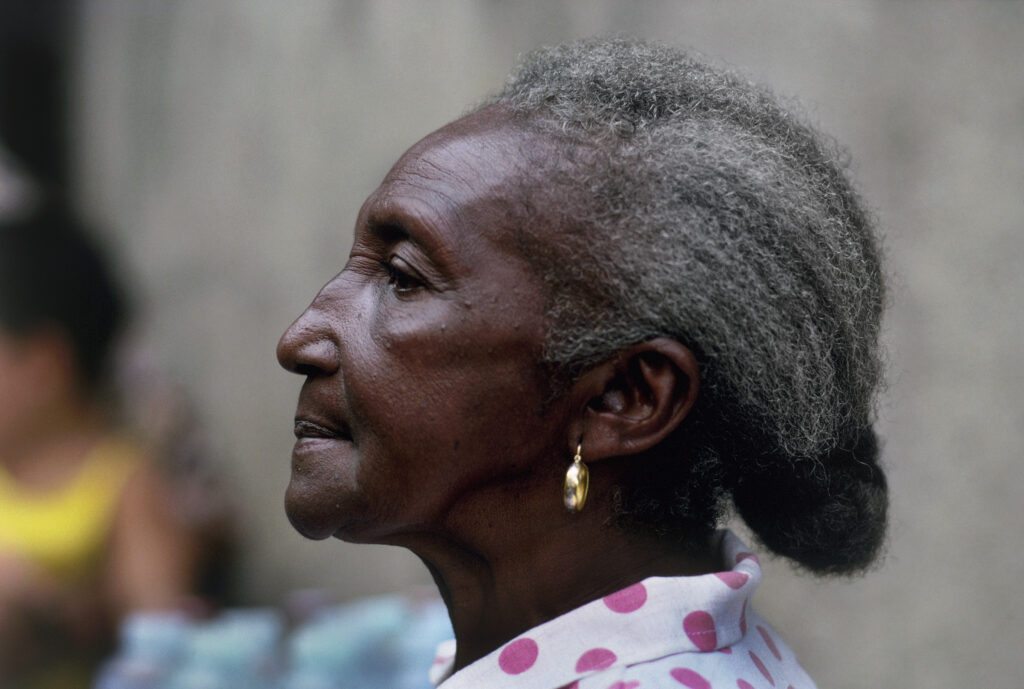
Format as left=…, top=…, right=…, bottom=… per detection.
left=563, top=442, right=589, bottom=512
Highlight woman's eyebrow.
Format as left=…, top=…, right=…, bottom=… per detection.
left=364, top=198, right=461, bottom=273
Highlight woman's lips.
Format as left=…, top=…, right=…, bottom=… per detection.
left=293, top=417, right=352, bottom=441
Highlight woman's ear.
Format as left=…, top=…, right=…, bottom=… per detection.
left=570, top=338, right=699, bottom=461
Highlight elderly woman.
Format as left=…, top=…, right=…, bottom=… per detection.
left=278, top=38, right=887, bottom=689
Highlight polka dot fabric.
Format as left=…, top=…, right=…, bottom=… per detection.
left=430, top=531, right=817, bottom=689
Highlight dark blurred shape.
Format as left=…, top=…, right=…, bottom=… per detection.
left=0, top=0, right=74, bottom=186
left=0, top=193, right=125, bottom=389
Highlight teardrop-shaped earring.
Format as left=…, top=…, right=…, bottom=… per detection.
left=563, top=442, right=589, bottom=512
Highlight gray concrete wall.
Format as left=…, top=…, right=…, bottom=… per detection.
left=72, top=2, right=1024, bottom=688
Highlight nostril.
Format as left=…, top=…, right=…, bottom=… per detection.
left=279, top=336, right=340, bottom=377
left=293, top=362, right=322, bottom=377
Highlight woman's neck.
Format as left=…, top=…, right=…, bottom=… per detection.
left=377, top=473, right=721, bottom=673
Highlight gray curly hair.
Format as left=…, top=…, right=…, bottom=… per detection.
left=480, top=38, right=888, bottom=574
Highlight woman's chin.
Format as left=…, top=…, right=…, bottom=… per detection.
left=284, top=480, right=363, bottom=541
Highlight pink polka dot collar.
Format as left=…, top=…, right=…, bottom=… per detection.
left=429, top=530, right=798, bottom=689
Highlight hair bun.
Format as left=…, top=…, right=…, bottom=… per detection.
left=730, top=427, right=887, bottom=575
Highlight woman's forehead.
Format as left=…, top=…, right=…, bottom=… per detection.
left=384, top=110, right=532, bottom=193
left=364, top=111, right=552, bottom=241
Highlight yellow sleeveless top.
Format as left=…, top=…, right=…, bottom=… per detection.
left=0, top=437, right=141, bottom=580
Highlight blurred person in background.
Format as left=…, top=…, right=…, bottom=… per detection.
left=0, top=168, right=205, bottom=688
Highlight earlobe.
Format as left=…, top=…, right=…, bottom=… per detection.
left=573, top=338, right=699, bottom=461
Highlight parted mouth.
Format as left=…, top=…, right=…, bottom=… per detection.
left=293, top=417, right=352, bottom=441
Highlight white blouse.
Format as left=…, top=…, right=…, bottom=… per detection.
left=430, top=531, right=816, bottom=689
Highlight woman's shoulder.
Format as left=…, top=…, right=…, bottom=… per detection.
left=572, top=613, right=817, bottom=689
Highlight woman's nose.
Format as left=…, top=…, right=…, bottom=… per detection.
left=276, top=308, right=341, bottom=377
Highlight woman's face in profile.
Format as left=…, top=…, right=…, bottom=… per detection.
left=277, top=109, right=571, bottom=542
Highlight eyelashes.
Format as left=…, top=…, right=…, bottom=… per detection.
left=382, top=256, right=427, bottom=295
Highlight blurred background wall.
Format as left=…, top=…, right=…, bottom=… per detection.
left=7, top=1, right=1020, bottom=687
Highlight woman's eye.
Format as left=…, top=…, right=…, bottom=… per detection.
left=383, top=258, right=425, bottom=295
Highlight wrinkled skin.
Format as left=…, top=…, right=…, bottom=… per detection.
left=278, top=109, right=567, bottom=543
left=277, top=106, right=713, bottom=670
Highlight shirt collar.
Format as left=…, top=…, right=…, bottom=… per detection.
left=431, top=530, right=760, bottom=689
